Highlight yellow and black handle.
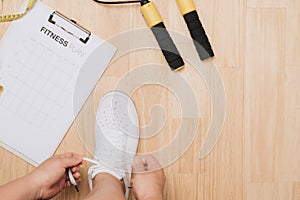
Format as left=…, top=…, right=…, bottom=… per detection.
left=176, top=0, right=214, bottom=60
left=141, top=1, right=184, bottom=71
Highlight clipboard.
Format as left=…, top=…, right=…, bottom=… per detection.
left=0, top=2, right=116, bottom=166
left=48, top=11, right=91, bottom=44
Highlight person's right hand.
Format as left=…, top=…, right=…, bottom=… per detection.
left=131, top=155, right=166, bottom=200
left=30, top=153, right=83, bottom=199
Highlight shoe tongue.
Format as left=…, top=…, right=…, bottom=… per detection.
left=94, top=128, right=127, bottom=161
left=100, top=129, right=126, bottom=147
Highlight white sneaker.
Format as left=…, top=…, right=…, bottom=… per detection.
left=88, top=91, right=139, bottom=199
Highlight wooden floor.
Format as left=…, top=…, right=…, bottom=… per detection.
left=1, top=0, right=300, bottom=199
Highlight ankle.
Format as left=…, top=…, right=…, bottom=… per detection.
left=94, top=173, right=125, bottom=192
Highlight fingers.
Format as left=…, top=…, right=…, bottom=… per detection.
left=133, top=155, right=162, bottom=173
left=58, top=152, right=83, bottom=160
left=133, top=156, right=145, bottom=173
left=131, top=155, right=166, bottom=200
left=71, top=165, right=80, bottom=173
left=65, top=171, right=81, bottom=184
left=65, top=155, right=82, bottom=184
left=72, top=171, right=81, bottom=179
left=141, top=155, right=162, bottom=170
left=59, top=153, right=83, bottom=168
left=58, top=152, right=74, bottom=158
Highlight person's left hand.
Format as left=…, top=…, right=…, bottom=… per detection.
left=29, top=153, right=83, bottom=199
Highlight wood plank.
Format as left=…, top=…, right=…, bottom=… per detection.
left=199, top=68, right=244, bottom=200
left=0, top=0, right=300, bottom=199
left=247, top=0, right=288, bottom=8
left=246, top=183, right=294, bottom=200
left=200, top=0, right=247, bottom=68
left=286, top=0, right=300, bottom=67
left=281, top=68, right=300, bottom=181
left=245, top=8, right=286, bottom=182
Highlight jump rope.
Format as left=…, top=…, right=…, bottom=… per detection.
left=93, top=0, right=214, bottom=71
left=0, top=0, right=214, bottom=71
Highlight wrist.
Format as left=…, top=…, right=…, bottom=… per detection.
left=11, top=174, right=42, bottom=200
left=24, top=173, right=43, bottom=200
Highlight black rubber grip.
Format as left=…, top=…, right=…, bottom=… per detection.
left=183, top=10, right=214, bottom=60
left=151, top=22, right=184, bottom=71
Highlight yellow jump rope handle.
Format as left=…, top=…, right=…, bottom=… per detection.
left=176, top=0, right=214, bottom=60
left=141, top=1, right=184, bottom=71
left=0, top=0, right=36, bottom=22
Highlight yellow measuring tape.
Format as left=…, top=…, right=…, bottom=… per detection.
left=0, top=0, right=36, bottom=23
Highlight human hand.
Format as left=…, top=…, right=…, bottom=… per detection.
left=131, top=155, right=166, bottom=200
left=29, top=153, right=83, bottom=199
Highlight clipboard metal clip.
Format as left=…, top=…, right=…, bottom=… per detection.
left=48, top=11, right=91, bottom=44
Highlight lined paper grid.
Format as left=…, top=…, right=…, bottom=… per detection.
left=1, top=38, right=79, bottom=128
left=0, top=1, right=116, bottom=166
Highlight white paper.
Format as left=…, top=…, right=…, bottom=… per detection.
left=0, top=2, right=116, bottom=166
